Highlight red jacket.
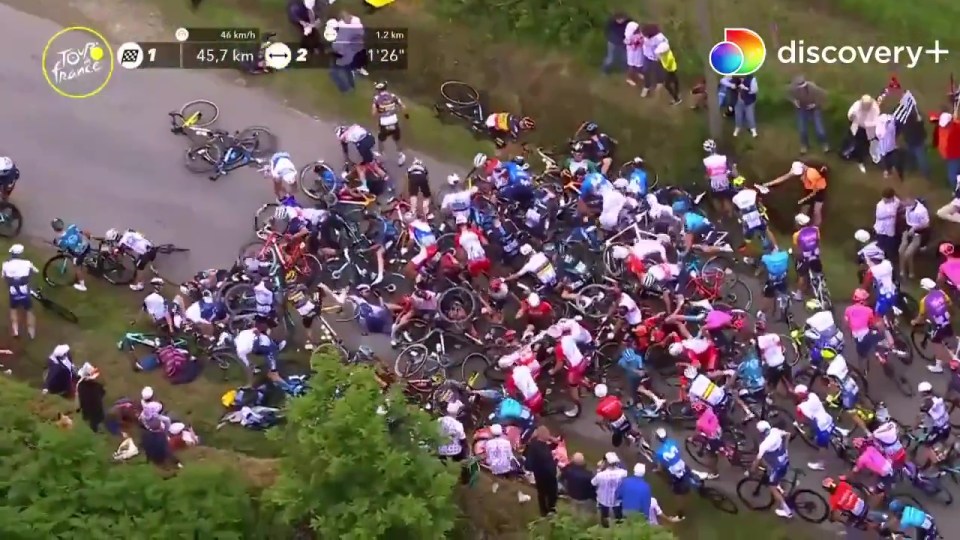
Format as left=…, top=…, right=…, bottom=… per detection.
left=929, top=113, right=960, bottom=160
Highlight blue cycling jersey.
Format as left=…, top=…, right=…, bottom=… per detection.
left=628, top=169, right=648, bottom=195
left=737, top=355, right=765, bottom=391
left=683, top=212, right=711, bottom=233
left=654, top=439, right=687, bottom=477
left=761, top=250, right=790, bottom=279
left=501, top=162, right=531, bottom=185
left=199, top=300, right=227, bottom=322
left=579, top=172, right=610, bottom=200
left=900, top=505, right=932, bottom=529
left=55, top=224, right=89, bottom=255
left=618, top=348, right=644, bottom=371
left=495, top=398, right=531, bottom=420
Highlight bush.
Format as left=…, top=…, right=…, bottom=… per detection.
left=530, top=509, right=678, bottom=539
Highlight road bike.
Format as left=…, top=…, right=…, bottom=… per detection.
left=43, top=240, right=136, bottom=287
left=0, top=201, right=23, bottom=238
left=31, top=289, right=78, bottom=323
left=394, top=326, right=479, bottom=377
left=685, top=428, right=757, bottom=469
left=736, top=467, right=828, bottom=523
left=434, top=80, right=534, bottom=149
left=183, top=126, right=277, bottom=180
left=238, top=232, right=322, bottom=286
left=168, top=99, right=220, bottom=143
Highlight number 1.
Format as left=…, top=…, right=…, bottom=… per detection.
left=147, top=48, right=156, bottom=62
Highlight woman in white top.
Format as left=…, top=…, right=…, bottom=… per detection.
left=639, top=24, right=667, bottom=98
left=899, top=197, right=930, bottom=278
left=624, top=22, right=644, bottom=87
left=846, top=95, right=880, bottom=173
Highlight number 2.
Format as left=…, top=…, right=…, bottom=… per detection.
left=296, top=48, right=308, bottom=62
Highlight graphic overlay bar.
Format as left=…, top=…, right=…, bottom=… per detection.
left=184, top=27, right=259, bottom=42
left=289, top=27, right=409, bottom=70
left=136, top=42, right=182, bottom=69
left=365, top=27, right=407, bottom=43
left=181, top=42, right=259, bottom=69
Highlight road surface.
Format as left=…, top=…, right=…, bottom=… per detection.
left=0, top=4, right=946, bottom=538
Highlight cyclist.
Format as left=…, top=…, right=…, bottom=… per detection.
left=577, top=166, right=613, bottom=215
left=763, top=160, right=828, bottom=227
left=483, top=112, right=535, bottom=148
left=849, top=438, right=895, bottom=501
left=487, top=216, right=521, bottom=264
left=262, top=151, right=298, bottom=200
left=401, top=212, right=439, bottom=277
left=691, top=401, right=724, bottom=475
left=653, top=427, right=715, bottom=492
left=578, top=122, right=616, bottom=175
left=50, top=218, right=92, bottom=292
left=684, top=366, right=733, bottom=418
left=440, top=174, right=477, bottom=225
left=335, top=124, right=387, bottom=188
left=0, top=156, right=20, bottom=200
left=752, top=420, right=794, bottom=518
left=370, top=81, right=407, bottom=165
left=599, top=179, right=634, bottom=232
left=732, top=177, right=776, bottom=261
left=822, top=476, right=873, bottom=527
left=235, top=317, right=286, bottom=388
left=845, top=288, right=887, bottom=361
left=504, top=244, right=558, bottom=289
left=594, top=383, right=643, bottom=448
left=320, top=283, right=392, bottom=336
left=868, top=407, right=907, bottom=470
left=887, top=499, right=940, bottom=540
left=617, top=344, right=666, bottom=410
left=2, top=244, right=37, bottom=339
left=547, top=322, right=589, bottom=417
left=406, top=159, right=432, bottom=218
left=505, top=362, right=543, bottom=415
left=794, top=384, right=848, bottom=470
left=701, top=138, right=735, bottom=217
left=912, top=278, right=953, bottom=373
left=758, top=246, right=790, bottom=316
left=756, top=318, right=792, bottom=395
left=104, top=228, right=157, bottom=292
left=621, top=156, right=650, bottom=196
left=454, top=221, right=491, bottom=279
left=916, top=380, right=951, bottom=470
left=792, top=213, right=823, bottom=301
left=142, top=277, right=177, bottom=333
left=733, top=348, right=766, bottom=422
left=562, top=143, right=599, bottom=177
left=860, top=250, right=898, bottom=347
left=390, top=282, right=439, bottom=344
left=804, top=304, right=845, bottom=366
left=822, top=352, right=867, bottom=434
left=937, top=242, right=960, bottom=293
left=489, top=397, right=536, bottom=440
left=854, top=228, right=885, bottom=283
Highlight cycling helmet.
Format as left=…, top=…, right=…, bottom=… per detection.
left=447, top=174, right=461, bottom=186
left=920, top=278, right=937, bottom=291
left=527, top=293, right=541, bottom=308
left=939, top=242, right=955, bottom=257
left=50, top=218, right=65, bottom=231
left=691, top=401, right=706, bottom=413
left=335, top=125, right=347, bottom=138
left=790, top=161, right=805, bottom=176
left=519, top=116, right=536, bottom=130
left=105, top=228, right=120, bottom=242
left=613, top=178, right=629, bottom=190
left=671, top=200, right=689, bottom=214
left=731, top=176, right=746, bottom=189
left=0, top=157, right=13, bottom=172
left=703, top=139, right=717, bottom=153
left=374, top=81, right=387, bottom=91
left=683, top=366, right=697, bottom=379
left=794, top=213, right=811, bottom=226
left=794, top=384, right=809, bottom=396
left=52, top=344, right=70, bottom=357
left=632, top=156, right=644, bottom=165
left=583, top=122, right=598, bottom=134
left=150, top=277, right=164, bottom=287
left=519, top=244, right=534, bottom=256
left=512, top=156, right=526, bottom=167
left=408, top=158, right=425, bottom=171
left=8, top=244, right=23, bottom=256
left=472, top=153, right=487, bottom=169
left=654, top=427, right=667, bottom=440
left=571, top=142, right=584, bottom=153
left=888, top=500, right=904, bottom=513
left=821, top=477, right=838, bottom=491
left=656, top=234, right=671, bottom=245
left=854, top=229, right=871, bottom=243
left=756, top=420, right=771, bottom=433
left=610, top=245, right=630, bottom=260
left=273, top=206, right=292, bottom=221
left=805, top=298, right=823, bottom=311
left=918, top=381, right=933, bottom=393
left=668, top=342, right=684, bottom=357
left=852, top=288, right=870, bottom=302
left=594, top=383, right=609, bottom=399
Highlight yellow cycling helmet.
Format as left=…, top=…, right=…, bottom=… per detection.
left=732, top=175, right=746, bottom=188
left=820, top=347, right=839, bottom=361
left=221, top=389, right=238, bottom=408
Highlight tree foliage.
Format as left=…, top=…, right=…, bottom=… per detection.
left=266, top=347, right=459, bottom=539
left=530, top=509, right=678, bottom=540
left=0, top=376, right=271, bottom=539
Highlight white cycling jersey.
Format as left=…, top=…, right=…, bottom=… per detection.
left=456, top=228, right=486, bottom=261
left=441, top=188, right=476, bottom=223
left=732, top=189, right=763, bottom=229
left=340, top=125, right=369, bottom=144
left=703, top=154, right=730, bottom=191
left=269, top=152, right=297, bottom=184
left=119, top=231, right=152, bottom=256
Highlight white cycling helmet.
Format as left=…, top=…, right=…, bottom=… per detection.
left=335, top=125, right=347, bottom=138
left=519, top=244, right=534, bottom=256
left=0, top=157, right=13, bottom=172
left=790, top=161, right=806, bottom=176
left=920, top=278, right=937, bottom=291
left=654, top=427, right=667, bottom=440
left=918, top=381, right=933, bottom=393
left=8, top=244, right=23, bottom=255
left=472, top=153, right=487, bottom=169
left=794, top=384, right=809, bottom=395
left=794, top=213, right=811, bottom=226
left=594, top=383, right=609, bottom=399
left=756, top=420, right=771, bottom=433
left=527, top=293, right=541, bottom=308
left=52, top=344, right=70, bottom=357
left=668, top=342, right=684, bottom=357
left=611, top=245, right=630, bottom=260
left=447, top=174, right=461, bottom=186
left=105, top=228, right=120, bottom=242
left=683, top=366, right=697, bottom=379
left=613, top=178, right=629, bottom=190
left=854, top=229, right=871, bottom=243
left=497, top=354, right=516, bottom=369
left=703, top=139, right=717, bottom=153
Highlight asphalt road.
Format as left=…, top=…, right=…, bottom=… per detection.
left=0, top=5, right=948, bottom=538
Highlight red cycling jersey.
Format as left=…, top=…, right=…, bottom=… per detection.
left=522, top=300, right=553, bottom=319
left=828, top=482, right=866, bottom=516
left=596, top=395, right=624, bottom=422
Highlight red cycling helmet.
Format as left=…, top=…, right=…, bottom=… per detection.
left=691, top=401, right=707, bottom=413
left=852, top=288, right=870, bottom=303
left=940, top=242, right=955, bottom=257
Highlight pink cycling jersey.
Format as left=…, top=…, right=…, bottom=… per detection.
left=940, top=258, right=960, bottom=286
left=844, top=304, right=874, bottom=339
left=695, top=408, right=721, bottom=439
left=855, top=445, right=893, bottom=477
left=704, top=310, right=732, bottom=331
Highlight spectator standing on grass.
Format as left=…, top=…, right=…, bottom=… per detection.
left=876, top=114, right=904, bottom=181
left=846, top=95, right=880, bottom=173
left=788, top=75, right=829, bottom=153
left=560, top=452, right=596, bottom=515
left=75, top=362, right=105, bottom=432
left=873, top=187, right=901, bottom=265
left=899, top=197, right=931, bottom=279
left=337, top=10, right=369, bottom=78
left=623, top=22, right=644, bottom=88
left=287, top=0, right=322, bottom=59
left=327, top=14, right=363, bottom=93
left=655, top=41, right=681, bottom=105
left=524, top=426, right=559, bottom=516
left=621, top=463, right=683, bottom=525
left=901, top=110, right=930, bottom=179
left=639, top=25, right=667, bottom=98
left=723, top=76, right=758, bottom=137
left=931, top=111, right=960, bottom=188
left=602, top=12, right=630, bottom=73
left=592, top=452, right=628, bottom=527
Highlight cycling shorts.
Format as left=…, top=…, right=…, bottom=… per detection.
left=766, top=462, right=789, bottom=485
left=874, top=292, right=896, bottom=317
left=356, top=134, right=376, bottom=165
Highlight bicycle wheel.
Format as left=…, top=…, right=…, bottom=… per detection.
left=184, top=142, right=221, bottom=173
left=298, top=161, right=337, bottom=201
left=0, top=202, right=23, bottom=238
left=395, top=344, right=430, bottom=377
left=179, top=99, right=219, bottom=127
left=100, top=253, right=137, bottom=285
left=736, top=477, right=774, bottom=510
left=155, top=243, right=189, bottom=255
left=889, top=326, right=914, bottom=366
left=440, top=80, right=480, bottom=107
left=911, top=327, right=936, bottom=363
left=684, top=436, right=717, bottom=467
left=719, top=277, right=753, bottom=311
left=664, top=400, right=696, bottom=427
left=238, top=240, right=279, bottom=268
left=237, top=125, right=278, bottom=157
left=460, top=352, right=492, bottom=388
left=254, top=204, right=278, bottom=235
left=222, top=283, right=256, bottom=315
left=595, top=341, right=626, bottom=391
left=699, top=486, right=739, bottom=514
left=789, top=489, right=828, bottom=523
left=333, top=297, right=360, bottom=322
left=42, top=254, right=77, bottom=287
left=602, top=243, right=627, bottom=278
left=33, top=292, right=79, bottom=323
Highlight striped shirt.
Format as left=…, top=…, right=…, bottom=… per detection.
left=437, top=416, right=465, bottom=456
left=592, top=466, right=628, bottom=507
left=893, top=91, right=917, bottom=125
left=483, top=436, right=514, bottom=475
left=876, top=116, right=898, bottom=156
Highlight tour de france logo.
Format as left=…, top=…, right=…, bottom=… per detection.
left=41, top=26, right=115, bottom=99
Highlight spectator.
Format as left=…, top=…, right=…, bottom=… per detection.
left=931, top=111, right=960, bottom=187
left=788, top=75, right=829, bottom=153
left=845, top=95, right=880, bottom=173
left=287, top=0, right=322, bottom=58
left=623, top=22, right=643, bottom=88
left=639, top=24, right=667, bottom=98
left=42, top=344, right=75, bottom=397
left=560, top=452, right=596, bottom=515
left=622, top=463, right=683, bottom=525
left=875, top=114, right=903, bottom=181
left=900, top=197, right=931, bottom=279
left=481, top=424, right=515, bottom=476
left=655, top=41, right=681, bottom=105
left=873, top=187, right=901, bottom=265
left=723, top=76, right=758, bottom=137
left=602, top=13, right=630, bottom=73
left=437, top=402, right=468, bottom=462
left=75, top=362, right=105, bottom=432
left=338, top=10, right=368, bottom=77
left=524, top=426, right=559, bottom=516
left=901, top=110, right=930, bottom=179
left=327, top=13, right=364, bottom=93
left=592, top=452, right=628, bottom=527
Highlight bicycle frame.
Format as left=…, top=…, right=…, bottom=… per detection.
left=603, top=221, right=659, bottom=247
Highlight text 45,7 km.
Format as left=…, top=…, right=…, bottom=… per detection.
left=183, top=43, right=256, bottom=69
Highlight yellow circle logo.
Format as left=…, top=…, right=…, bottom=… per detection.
left=41, top=26, right=114, bottom=99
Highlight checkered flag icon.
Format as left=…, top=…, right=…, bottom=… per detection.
left=121, top=49, right=140, bottom=64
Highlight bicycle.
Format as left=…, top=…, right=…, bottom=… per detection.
left=31, top=289, right=78, bottom=323
left=736, top=467, right=829, bottom=523
left=808, top=268, right=834, bottom=312
left=684, top=428, right=757, bottom=469
left=168, top=98, right=219, bottom=133
left=434, top=80, right=488, bottom=137
left=43, top=239, right=136, bottom=287
left=183, top=126, right=277, bottom=181
left=0, top=200, right=23, bottom=237
left=238, top=233, right=322, bottom=286
left=671, top=469, right=739, bottom=514
left=117, top=331, right=189, bottom=354
left=862, top=338, right=914, bottom=397
left=394, top=326, right=478, bottom=377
